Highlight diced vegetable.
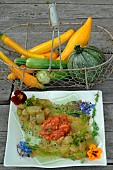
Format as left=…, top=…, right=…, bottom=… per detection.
left=16, top=95, right=99, bottom=161
left=26, top=106, right=42, bottom=115
left=36, top=113, right=45, bottom=124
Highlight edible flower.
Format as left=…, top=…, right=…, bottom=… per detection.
left=17, top=141, right=32, bottom=157
left=11, top=90, right=27, bottom=105
left=79, top=101, right=95, bottom=114
left=87, top=144, right=102, bottom=160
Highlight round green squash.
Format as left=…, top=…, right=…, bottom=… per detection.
left=67, top=45, right=106, bottom=83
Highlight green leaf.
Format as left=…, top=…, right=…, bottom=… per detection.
left=73, top=135, right=79, bottom=146
left=25, top=137, right=31, bottom=143
left=25, top=95, right=35, bottom=107
left=92, top=107, right=96, bottom=118
left=92, top=130, right=98, bottom=137
left=95, top=92, right=99, bottom=103
left=80, top=136, right=86, bottom=143
left=80, top=158, right=84, bottom=164
left=45, top=0, right=50, bottom=5
left=92, top=120, right=99, bottom=137
left=92, top=121, right=99, bottom=131
left=68, top=155, right=75, bottom=161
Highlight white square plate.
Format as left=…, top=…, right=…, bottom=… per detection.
left=4, top=90, right=107, bottom=168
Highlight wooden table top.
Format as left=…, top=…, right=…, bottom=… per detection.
left=0, top=0, right=113, bottom=169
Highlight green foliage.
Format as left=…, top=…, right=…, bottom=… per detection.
left=92, top=121, right=99, bottom=137
left=25, top=95, right=36, bottom=107
left=92, top=107, right=96, bottom=118
left=73, top=135, right=79, bottom=146
left=95, top=92, right=99, bottom=103
left=92, top=92, right=100, bottom=137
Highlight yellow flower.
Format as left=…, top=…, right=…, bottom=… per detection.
left=87, top=144, right=102, bottom=161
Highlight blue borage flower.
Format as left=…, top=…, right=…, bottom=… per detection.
left=79, top=102, right=95, bottom=114
left=17, top=141, right=32, bottom=157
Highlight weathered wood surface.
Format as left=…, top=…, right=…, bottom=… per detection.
left=1, top=0, right=113, bottom=4
left=0, top=165, right=113, bottom=170
left=0, top=0, right=113, bottom=169
left=1, top=2, right=113, bottom=33
left=0, top=88, right=113, bottom=169
left=0, top=80, right=12, bottom=104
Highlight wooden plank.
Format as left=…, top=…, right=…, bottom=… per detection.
left=1, top=129, right=113, bottom=168
left=11, top=73, right=113, bottom=103
left=0, top=54, right=13, bottom=103
left=93, top=79, right=113, bottom=102
left=0, top=104, right=113, bottom=159
left=1, top=19, right=113, bottom=36
left=0, top=132, right=6, bottom=165
left=1, top=0, right=113, bottom=4
left=0, top=165, right=113, bottom=170
left=0, top=131, right=113, bottom=164
left=12, top=78, right=113, bottom=103
left=0, top=105, right=9, bottom=132
left=103, top=104, right=113, bottom=132
left=1, top=28, right=113, bottom=54
left=0, top=80, right=12, bottom=103
left=0, top=78, right=112, bottom=103
left=0, top=1, right=113, bottom=169
left=1, top=4, right=113, bottom=19
left=1, top=4, right=113, bottom=33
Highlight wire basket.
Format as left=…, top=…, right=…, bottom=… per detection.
left=0, top=22, right=113, bottom=90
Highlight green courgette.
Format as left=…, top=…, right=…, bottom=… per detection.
left=26, top=58, right=67, bottom=69
left=14, top=58, right=67, bottom=69
left=14, top=58, right=27, bottom=65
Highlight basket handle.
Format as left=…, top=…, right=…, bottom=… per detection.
left=48, top=3, right=63, bottom=71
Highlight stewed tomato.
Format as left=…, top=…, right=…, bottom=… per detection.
left=40, top=114, right=71, bottom=141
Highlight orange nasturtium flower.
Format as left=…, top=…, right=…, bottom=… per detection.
left=87, top=144, right=102, bottom=161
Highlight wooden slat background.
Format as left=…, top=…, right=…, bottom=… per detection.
left=0, top=0, right=113, bottom=169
